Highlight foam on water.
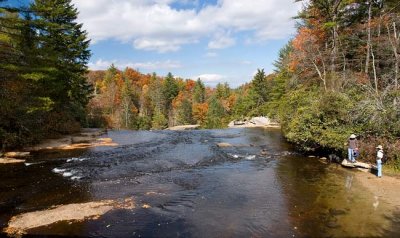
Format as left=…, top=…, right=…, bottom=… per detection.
left=245, top=155, right=256, bottom=160
left=67, top=157, right=89, bottom=163
left=52, top=168, right=66, bottom=173
left=62, top=171, right=74, bottom=177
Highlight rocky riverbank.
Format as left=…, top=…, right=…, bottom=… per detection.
left=228, top=116, right=280, bottom=128
left=0, top=128, right=116, bottom=164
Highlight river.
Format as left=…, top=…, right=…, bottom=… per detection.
left=0, top=128, right=399, bottom=237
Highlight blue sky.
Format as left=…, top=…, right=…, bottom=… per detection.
left=5, top=0, right=303, bottom=87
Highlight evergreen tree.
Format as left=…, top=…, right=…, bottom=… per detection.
left=30, top=0, right=92, bottom=121
left=205, top=96, right=225, bottom=128
left=252, top=69, right=268, bottom=104
left=215, top=82, right=231, bottom=99
left=193, top=78, right=206, bottom=103
left=163, top=72, right=179, bottom=109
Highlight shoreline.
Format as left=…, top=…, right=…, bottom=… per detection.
left=354, top=169, right=400, bottom=207
left=0, top=128, right=117, bottom=164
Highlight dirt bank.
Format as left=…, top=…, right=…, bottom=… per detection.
left=354, top=171, right=400, bottom=207
left=4, top=198, right=135, bottom=237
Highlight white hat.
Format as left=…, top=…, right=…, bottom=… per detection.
left=349, top=134, right=356, bottom=139
left=376, top=145, right=383, bottom=150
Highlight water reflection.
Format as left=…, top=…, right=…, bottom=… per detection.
left=345, top=174, right=353, bottom=190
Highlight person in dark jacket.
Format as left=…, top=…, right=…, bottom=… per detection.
left=348, top=134, right=358, bottom=163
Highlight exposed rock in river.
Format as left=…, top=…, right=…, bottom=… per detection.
left=4, top=198, right=135, bottom=237
left=3, top=152, right=30, bottom=158
left=0, top=158, right=26, bottom=164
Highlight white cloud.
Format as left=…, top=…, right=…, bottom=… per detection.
left=88, top=59, right=182, bottom=70
left=193, top=74, right=227, bottom=82
left=72, top=0, right=302, bottom=53
left=208, top=31, right=235, bottom=49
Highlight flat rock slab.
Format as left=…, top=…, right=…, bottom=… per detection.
left=4, top=152, right=30, bottom=158
left=4, top=198, right=135, bottom=237
left=341, top=159, right=373, bottom=169
left=217, top=142, right=233, bottom=147
left=0, top=158, right=26, bottom=164
left=166, top=125, right=200, bottom=131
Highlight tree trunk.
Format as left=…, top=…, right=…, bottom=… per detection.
left=371, top=45, right=378, bottom=94
left=365, top=1, right=372, bottom=74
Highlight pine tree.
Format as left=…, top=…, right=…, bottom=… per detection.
left=205, top=96, right=225, bottom=128
left=30, top=0, right=92, bottom=121
left=163, top=72, right=179, bottom=109
left=193, top=78, right=205, bottom=103
left=252, top=69, right=268, bottom=104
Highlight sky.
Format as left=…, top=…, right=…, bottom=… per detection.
left=5, top=0, right=303, bottom=87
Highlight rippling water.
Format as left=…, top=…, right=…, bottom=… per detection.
left=0, top=128, right=399, bottom=237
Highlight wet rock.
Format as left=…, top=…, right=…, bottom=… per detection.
left=326, top=220, right=341, bottom=229
left=260, top=149, right=268, bottom=155
left=4, top=152, right=30, bottom=158
left=0, top=158, right=26, bottom=164
left=328, top=208, right=346, bottom=216
left=328, top=154, right=342, bottom=163
left=4, top=198, right=135, bottom=237
left=71, top=136, right=92, bottom=144
left=217, top=142, right=232, bottom=147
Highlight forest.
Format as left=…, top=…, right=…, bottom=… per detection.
left=1, top=0, right=399, bottom=169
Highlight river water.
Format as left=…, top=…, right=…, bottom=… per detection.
left=0, top=128, right=399, bottom=237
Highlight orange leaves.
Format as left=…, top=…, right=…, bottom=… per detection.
left=185, top=79, right=196, bottom=92
left=172, top=91, right=186, bottom=110
left=192, top=103, right=209, bottom=124
left=221, top=94, right=237, bottom=113
left=292, top=27, right=325, bottom=52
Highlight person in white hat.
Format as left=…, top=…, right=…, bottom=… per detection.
left=376, top=145, right=384, bottom=178
left=348, top=134, right=358, bottom=163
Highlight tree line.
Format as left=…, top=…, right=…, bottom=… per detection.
left=86, top=66, right=240, bottom=130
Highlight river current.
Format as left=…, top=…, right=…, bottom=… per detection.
left=0, top=128, right=399, bottom=237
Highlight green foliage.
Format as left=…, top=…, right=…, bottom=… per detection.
left=176, top=99, right=193, bottom=125
left=251, top=69, right=269, bottom=104
left=135, top=116, right=152, bottom=130
left=151, top=110, right=168, bottom=130
left=278, top=88, right=355, bottom=152
left=215, top=82, right=231, bottom=99
left=0, top=0, right=91, bottom=149
left=232, top=87, right=257, bottom=118
left=193, top=78, right=205, bottom=103
left=205, top=96, right=225, bottom=129
left=163, top=72, right=179, bottom=108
